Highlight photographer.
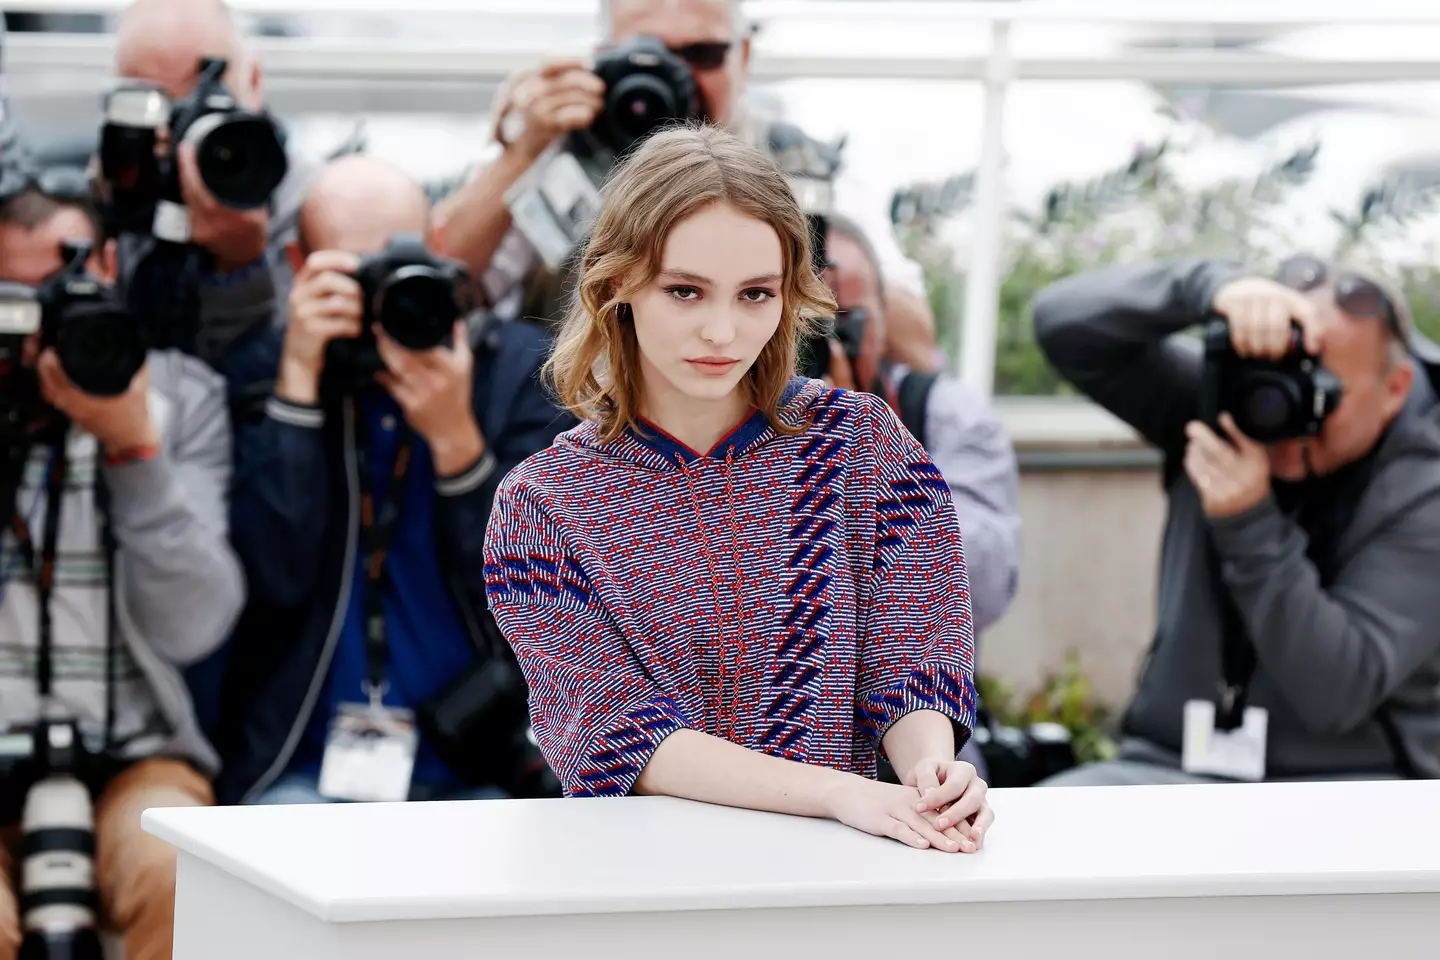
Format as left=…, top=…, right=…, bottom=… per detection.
left=0, top=180, right=242, bottom=960
left=824, top=214, right=1021, bottom=634
left=219, top=155, right=573, bottom=807
left=104, top=0, right=308, bottom=375
left=435, top=0, right=934, bottom=337
left=1033, top=259, right=1440, bottom=785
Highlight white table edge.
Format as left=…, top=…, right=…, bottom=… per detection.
left=143, top=802, right=1440, bottom=925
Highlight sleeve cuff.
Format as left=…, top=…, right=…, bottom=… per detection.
left=266, top=396, right=325, bottom=429
left=436, top=449, right=497, bottom=497
left=1207, top=494, right=1296, bottom=559
left=856, top=665, right=978, bottom=751
left=568, top=697, right=691, bottom=798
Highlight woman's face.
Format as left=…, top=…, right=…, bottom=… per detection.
left=628, top=201, right=784, bottom=412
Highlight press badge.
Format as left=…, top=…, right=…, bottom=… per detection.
left=1181, top=699, right=1269, bottom=782
left=317, top=703, right=418, bottom=802
left=505, top=150, right=601, bottom=270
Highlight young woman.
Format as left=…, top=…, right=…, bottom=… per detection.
left=483, top=125, right=992, bottom=852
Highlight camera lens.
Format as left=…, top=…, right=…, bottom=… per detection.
left=375, top=268, right=459, bottom=352
left=607, top=74, right=681, bottom=145
left=1238, top=375, right=1300, bottom=439
left=192, top=115, right=287, bottom=210
left=55, top=304, right=146, bottom=398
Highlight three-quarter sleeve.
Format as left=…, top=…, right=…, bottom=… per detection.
left=484, top=480, right=692, bottom=797
left=853, top=396, right=979, bottom=751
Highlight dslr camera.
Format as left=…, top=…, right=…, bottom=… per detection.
left=0, top=718, right=106, bottom=960
left=417, top=611, right=561, bottom=799
left=0, top=240, right=145, bottom=441
left=575, top=35, right=701, bottom=164
left=98, top=56, right=287, bottom=242
left=324, top=235, right=473, bottom=391
left=1201, top=317, right=1342, bottom=442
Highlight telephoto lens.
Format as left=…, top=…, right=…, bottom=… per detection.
left=17, top=721, right=103, bottom=960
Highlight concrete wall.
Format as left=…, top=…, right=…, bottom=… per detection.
left=981, top=400, right=1168, bottom=710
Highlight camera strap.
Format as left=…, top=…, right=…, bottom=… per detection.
left=354, top=416, right=415, bottom=705
left=8, top=436, right=71, bottom=701
left=7, top=433, right=122, bottom=750
left=1210, top=539, right=1255, bottom=732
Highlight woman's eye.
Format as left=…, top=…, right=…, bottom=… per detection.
left=666, top=286, right=701, bottom=301
left=742, top=289, right=776, bottom=303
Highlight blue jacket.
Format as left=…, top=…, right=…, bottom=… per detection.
left=214, top=318, right=574, bottom=804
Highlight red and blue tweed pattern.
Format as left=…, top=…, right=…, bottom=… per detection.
left=483, top=378, right=977, bottom=798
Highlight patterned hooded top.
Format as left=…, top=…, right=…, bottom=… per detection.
left=483, top=376, right=978, bottom=797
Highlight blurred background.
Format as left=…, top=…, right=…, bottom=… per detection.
left=11, top=0, right=1440, bottom=762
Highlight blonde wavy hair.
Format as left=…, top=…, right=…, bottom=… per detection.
left=543, top=123, right=837, bottom=444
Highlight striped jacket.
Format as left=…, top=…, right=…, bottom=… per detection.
left=484, top=377, right=978, bottom=797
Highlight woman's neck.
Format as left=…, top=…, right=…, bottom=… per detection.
left=638, top=379, right=752, bottom=455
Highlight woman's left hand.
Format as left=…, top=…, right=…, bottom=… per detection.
left=904, top=758, right=993, bottom=849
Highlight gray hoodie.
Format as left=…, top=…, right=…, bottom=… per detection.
left=1034, top=259, right=1440, bottom=778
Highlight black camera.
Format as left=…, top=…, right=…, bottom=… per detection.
left=325, top=235, right=472, bottom=390
left=0, top=240, right=145, bottom=426
left=417, top=614, right=561, bottom=799
left=99, top=56, right=287, bottom=241
left=0, top=718, right=106, bottom=960
left=1201, top=317, right=1343, bottom=442
left=584, top=35, right=701, bottom=159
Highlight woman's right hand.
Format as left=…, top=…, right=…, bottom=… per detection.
left=825, top=777, right=977, bottom=853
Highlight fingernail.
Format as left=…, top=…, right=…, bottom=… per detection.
left=915, top=801, right=925, bottom=812
left=936, top=817, right=949, bottom=828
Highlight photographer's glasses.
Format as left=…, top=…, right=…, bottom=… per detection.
left=669, top=41, right=732, bottom=71
left=1275, top=254, right=1406, bottom=344
left=0, top=163, right=94, bottom=207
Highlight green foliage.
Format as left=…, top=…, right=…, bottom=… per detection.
left=977, top=653, right=1119, bottom=765
left=892, top=127, right=1342, bottom=395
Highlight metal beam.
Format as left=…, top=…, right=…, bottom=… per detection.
left=12, top=32, right=1440, bottom=87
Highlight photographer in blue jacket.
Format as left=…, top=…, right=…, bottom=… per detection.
left=217, top=155, right=573, bottom=806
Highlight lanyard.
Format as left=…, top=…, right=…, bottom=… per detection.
left=8, top=438, right=71, bottom=701
left=354, top=415, right=415, bottom=706
left=5, top=435, right=121, bottom=748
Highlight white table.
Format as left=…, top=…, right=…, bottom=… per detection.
left=146, top=780, right=1440, bottom=959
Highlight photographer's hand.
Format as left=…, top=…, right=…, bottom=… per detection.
left=496, top=58, right=605, bottom=163
left=37, top=351, right=159, bottom=457
left=177, top=141, right=269, bottom=272
left=1184, top=412, right=1271, bottom=518
left=1212, top=277, right=1323, bottom=358
left=278, top=250, right=364, bottom=406
left=375, top=320, right=485, bottom=476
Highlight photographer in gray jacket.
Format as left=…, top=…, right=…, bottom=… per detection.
left=0, top=180, right=242, bottom=960
left=1033, top=258, right=1440, bottom=785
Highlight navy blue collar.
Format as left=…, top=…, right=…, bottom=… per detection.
left=628, top=408, right=774, bottom=467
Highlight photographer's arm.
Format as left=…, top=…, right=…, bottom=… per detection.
left=1211, top=489, right=1440, bottom=735
left=436, top=323, right=573, bottom=611
left=227, top=329, right=332, bottom=608
left=432, top=148, right=537, bottom=283
left=922, top=378, right=1021, bottom=632
left=104, top=354, right=245, bottom=665
left=1031, top=260, right=1244, bottom=452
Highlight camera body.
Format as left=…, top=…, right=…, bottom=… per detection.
left=324, top=235, right=471, bottom=391
left=582, top=35, right=700, bottom=161
left=417, top=611, right=561, bottom=799
left=0, top=718, right=105, bottom=960
left=1201, top=317, right=1343, bottom=443
left=99, top=56, right=287, bottom=243
left=0, top=240, right=145, bottom=439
